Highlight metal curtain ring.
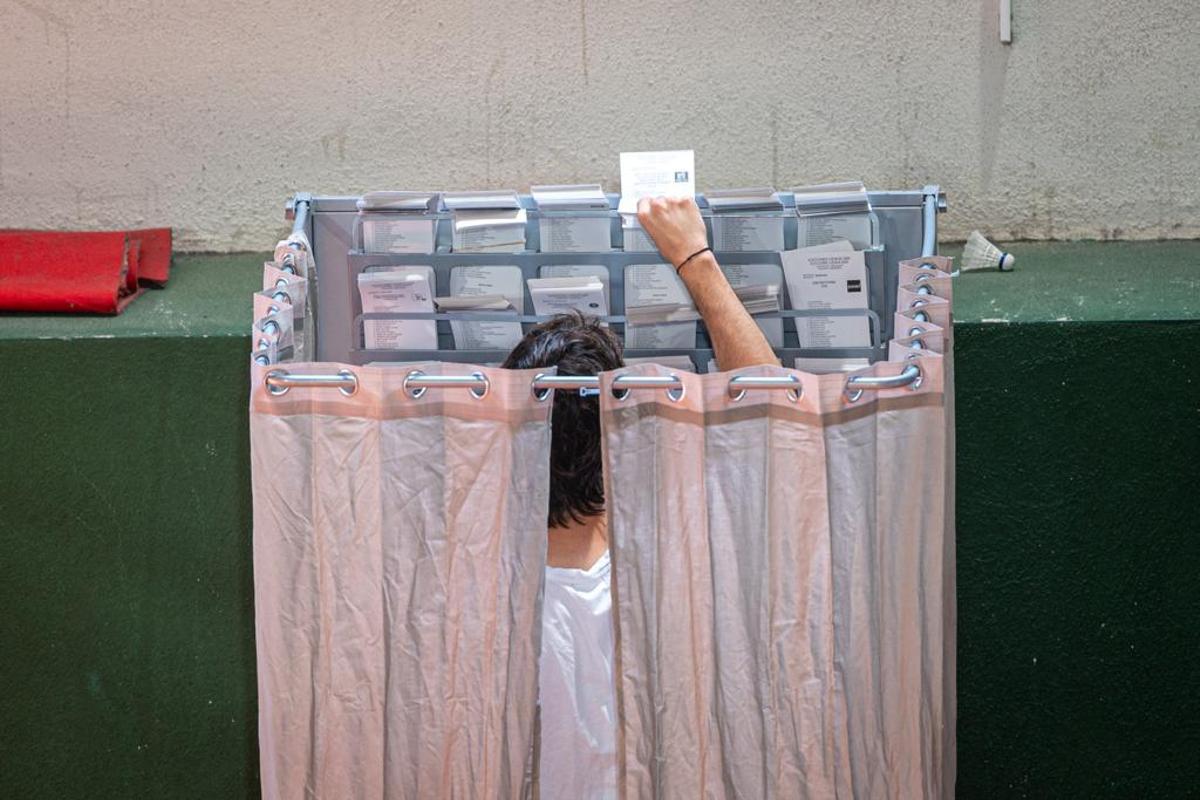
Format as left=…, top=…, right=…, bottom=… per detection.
left=403, top=369, right=427, bottom=399
left=531, top=373, right=552, bottom=402
left=908, top=362, right=924, bottom=391
left=611, top=374, right=631, bottom=402
left=261, top=319, right=281, bottom=335
left=272, top=290, right=292, bottom=304
left=337, top=370, right=358, bottom=398
left=469, top=372, right=489, bottom=400
left=665, top=374, right=684, bottom=402
left=266, top=369, right=290, bottom=396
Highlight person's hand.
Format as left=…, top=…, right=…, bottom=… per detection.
left=636, top=196, right=709, bottom=269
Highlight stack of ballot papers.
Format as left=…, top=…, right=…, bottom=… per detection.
left=439, top=265, right=525, bottom=350
left=792, top=180, right=875, bottom=249
left=528, top=276, right=609, bottom=318
left=722, top=262, right=785, bottom=347
left=780, top=241, right=872, bottom=348
left=444, top=190, right=527, bottom=252
left=618, top=150, right=695, bottom=253
left=356, top=191, right=439, bottom=254
left=707, top=187, right=785, bottom=252
left=356, top=268, right=438, bottom=350
left=625, top=355, right=696, bottom=371
left=539, top=265, right=611, bottom=308
left=531, top=184, right=613, bottom=252
left=794, top=356, right=872, bottom=374
left=623, top=263, right=698, bottom=349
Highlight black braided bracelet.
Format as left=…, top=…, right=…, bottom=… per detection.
left=675, top=246, right=712, bottom=276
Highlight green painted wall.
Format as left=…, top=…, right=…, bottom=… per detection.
left=1, top=246, right=1197, bottom=798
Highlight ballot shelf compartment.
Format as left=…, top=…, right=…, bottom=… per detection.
left=343, top=249, right=886, bottom=370
left=293, top=187, right=942, bottom=366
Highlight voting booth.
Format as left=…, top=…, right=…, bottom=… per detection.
left=248, top=181, right=957, bottom=799
left=265, top=184, right=945, bottom=371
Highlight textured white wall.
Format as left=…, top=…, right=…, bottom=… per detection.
left=2, top=1, right=1197, bottom=250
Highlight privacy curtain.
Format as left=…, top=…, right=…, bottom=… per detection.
left=601, top=354, right=953, bottom=798
left=250, top=364, right=552, bottom=799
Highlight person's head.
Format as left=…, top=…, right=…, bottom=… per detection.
left=502, top=311, right=624, bottom=529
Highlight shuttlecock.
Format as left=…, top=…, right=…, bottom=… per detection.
left=962, top=230, right=1015, bottom=272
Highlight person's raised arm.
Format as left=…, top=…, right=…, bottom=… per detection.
left=636, top=196, right=777, bottom=370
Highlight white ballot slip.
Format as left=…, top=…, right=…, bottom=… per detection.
left=618, top=150, right=695, bottom=254
left=625, top=355, right=696, bottom=372
left=356, top=270, right=437, bottom=351
left=444, top=265, right=524, bottom=350
left=528, top=276, right=609, bottom=318
left=624, top=262, right=698, bottom=349
left=357, top=191, right=439, bottom=254
left=793, top=356, right=872, bottom=374
left=707, top=188, right=786, bottom=252
left=792, top=181, right=875, bottom=249
left=781, top=243, right=871, bottom=348
left=444, top=191, right=527, bottom=252
left=540, top=265, right=611, bottom=308
left=721, top=262, right=784, bottom=347
left=532, top=184, right=613, bottom=253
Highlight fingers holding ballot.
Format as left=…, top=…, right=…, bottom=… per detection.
left=635, top=196, right=709, bottom=269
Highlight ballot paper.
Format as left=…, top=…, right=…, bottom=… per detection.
left=356, top=269, right=437, bottom=351
left=357, top=191, right=439, bottom=254
left=445, top=191, right=527, bottom=252
left=444, top=265, right=524, bottom=350
left=792, top=181, right=875, bottom=249
left=625, top=355, right=696, bottom=372
left=528, top=276, right=608, bottom=319
left=707, top=188, right=786, bottom=252
left=531, top=184, right=613, bottom=253
left=624, top=262, right=698, bottom=349
left=780, top=242, right=871, bottom=348
left=794, top=356, right=872, bottom=374
left=618, top=150, right=695, bottom=254
left=540, top=265, right=611, bottom=308
left=721, top=262, right=785, bottom=347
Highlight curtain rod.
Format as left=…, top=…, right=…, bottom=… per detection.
left=262, top=364, right=922, bottom=401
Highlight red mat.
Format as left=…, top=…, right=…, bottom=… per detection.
left=0, top=228, right=172, bottom=314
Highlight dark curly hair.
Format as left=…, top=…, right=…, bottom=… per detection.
left=502, top=311, right=624, bottom=529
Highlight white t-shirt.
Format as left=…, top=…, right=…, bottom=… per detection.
left=538, top=550, right=618, bottom=799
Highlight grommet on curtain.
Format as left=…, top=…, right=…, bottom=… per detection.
left=266, top=369, right=290, bottom=396
left=531, top=373, right=552, bottom=402
left=908, top=362, right=924, bottom=390
left=254, top=354, right=271, bottom=366
left=336, top=369, right=358, bottom=397
left=262, top=319, right=281, bottom=335
left=916, top=285, right=933, bottom=296
left=844, top=385, right=865, bottom=403
left=919, top=261, right=937, bottom=270
left=257, top=337, right=271, bottom=351
left=271, top=290, right=292, bottom=304
left=914, top=272, right=933, bottom=283
left=469, top=372, right=490, bottom=400
left=403, top=369, right=427, bottom=399
left=665, top=374, right=685, bottom=402
left=913, top=310, right=930, bottom=323
left=274, top=278, right=290, bottom=289
left=611, top=375, right=631, bottom=402
left=911, top=298, right=929, bottom=309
